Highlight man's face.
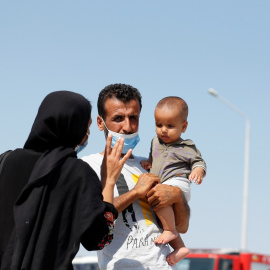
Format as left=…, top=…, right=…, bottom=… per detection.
left=97, top=98, right=140, bottom=135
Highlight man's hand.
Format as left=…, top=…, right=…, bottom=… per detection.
left=146, top=184, right=180, bottom=211
left=113, top=173, right=160, bottom=213
left=134, top=173, right=160, bottom=199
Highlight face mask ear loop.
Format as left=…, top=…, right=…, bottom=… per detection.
left=101, top=117, right=109, bottom=132
left=75, top=131, right=89, bottom=152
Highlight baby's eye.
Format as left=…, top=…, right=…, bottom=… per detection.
left=168, top=125, right=174, bottom=128
left=156, top=124, right=162, bottom=128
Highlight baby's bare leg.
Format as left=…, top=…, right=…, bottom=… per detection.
left=166, top=235, right=189, bottom=266
left=154, top=206, right=178, bottom=244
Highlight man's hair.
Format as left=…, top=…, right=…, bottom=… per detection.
left=156, top=96, right=188, bottom=120
left=98, top=83, right=142, bottom=119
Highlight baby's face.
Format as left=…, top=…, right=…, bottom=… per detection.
left=154, top=107, right=188, bottom=144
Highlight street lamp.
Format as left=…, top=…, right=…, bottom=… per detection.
left=208, top=88, right=250, bottom=251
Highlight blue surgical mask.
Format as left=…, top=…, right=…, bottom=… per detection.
left=75, top=132, right=89, bottom=154
left=102, top=118, right=140, bottom=154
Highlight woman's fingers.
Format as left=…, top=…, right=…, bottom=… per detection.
left=104, top=134, right=113, bottom=156
left=121, top=149, right=132, bottom=164
left=110, top=137, right=124, bottom=156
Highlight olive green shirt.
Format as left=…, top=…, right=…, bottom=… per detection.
left=149, top=136, right=207, bottom=183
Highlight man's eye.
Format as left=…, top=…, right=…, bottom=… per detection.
left=130, top=116, right=138, bottom=121
left=113, top=116, right=124, bottom=122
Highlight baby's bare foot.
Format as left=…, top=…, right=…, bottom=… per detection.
left=166, top=247, right=189, bottom=266
left=154, top=230, right=178, bottom=244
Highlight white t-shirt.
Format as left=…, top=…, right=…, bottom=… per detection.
left=82, top=153, right=176, bottom=270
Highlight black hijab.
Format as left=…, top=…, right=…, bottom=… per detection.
left=0, top=91, right=93, bottom=269
left=20, top=90, right=91, bottom=193
left=24, top=90, right=91, bottom=151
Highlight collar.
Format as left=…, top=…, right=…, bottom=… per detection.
left=157, top=136, right=194, bottom=146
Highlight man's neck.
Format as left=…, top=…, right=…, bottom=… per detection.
left=99, top=151, right=134, bottom=159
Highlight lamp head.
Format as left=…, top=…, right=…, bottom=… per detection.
left=208, top=88, right=218, bottom=97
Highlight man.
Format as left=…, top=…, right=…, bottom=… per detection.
left=82, top=84, right=190, bottom=270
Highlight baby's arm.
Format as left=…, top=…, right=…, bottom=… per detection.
left=140, top=156, right=153, bottom=171
left=189, top=167, right=205, bottom=185
left=141, top=139, right=154, bottom=171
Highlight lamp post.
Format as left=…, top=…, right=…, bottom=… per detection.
left=208, top=88, right=250, bottom=251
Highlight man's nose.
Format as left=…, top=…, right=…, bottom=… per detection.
left=122, top=118, right=132, bottom=134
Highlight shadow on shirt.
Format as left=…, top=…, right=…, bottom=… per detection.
left=113, top=258, right=150, bottom=270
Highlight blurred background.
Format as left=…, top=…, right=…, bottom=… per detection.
left=1, top=0, right=269, bottom=257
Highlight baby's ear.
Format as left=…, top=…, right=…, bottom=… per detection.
left=182, top=121, right=188, bottom=133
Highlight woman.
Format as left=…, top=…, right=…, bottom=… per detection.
left=0, top=91, right=130, bottom=270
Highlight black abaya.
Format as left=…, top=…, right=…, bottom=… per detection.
left=0, top=91, right=117, bottom=270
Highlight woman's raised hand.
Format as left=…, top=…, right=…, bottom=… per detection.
left=101, top=134, right=132, bottom=203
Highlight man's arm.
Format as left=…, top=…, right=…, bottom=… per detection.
left=114, top=173, right=160, bottom=213
left=173, top=188, right=190, bottom=233
left=114, top=189, right=139, bottom=213
left=146, top=184, right=190, bottom=233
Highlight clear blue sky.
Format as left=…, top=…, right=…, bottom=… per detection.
left=1, top=0, right=270, bottom=257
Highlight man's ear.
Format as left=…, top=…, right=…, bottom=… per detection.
left=97, top=115, right=104, bottom=131
left=182, top=121, right=188, bottom=133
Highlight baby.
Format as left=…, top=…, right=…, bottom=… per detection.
left=141, top=96, right=207, bottom=266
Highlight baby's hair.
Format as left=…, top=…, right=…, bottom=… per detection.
left=156, top=96, right=188, bottom=120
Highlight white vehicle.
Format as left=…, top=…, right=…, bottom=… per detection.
left=72, top=255, right=99, bottom=270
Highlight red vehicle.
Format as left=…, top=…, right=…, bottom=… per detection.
left=176, top=249, right=270, bottom=270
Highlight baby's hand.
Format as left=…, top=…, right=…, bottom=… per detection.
left=189, top=167, right=205, bottom=185
left=140, top=160, right=152, bottom=171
